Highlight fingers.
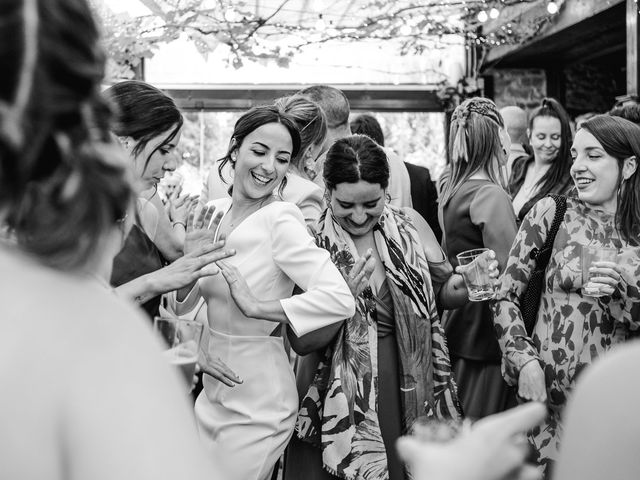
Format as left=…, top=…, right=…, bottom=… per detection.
left=200, top=358, right=243, bottom=387
left=189, top=205, right=206, bottom=231
left=202, top=205, right=216, bottom=230
left=188, top=239, right=227, bottom=257
left=217, top=261, right=237, bottom=285
left=197, top=249, right=237, bottom=276
left=475, top=403, right=546, bottom=439
left=208, top=210, right=224, bottom=233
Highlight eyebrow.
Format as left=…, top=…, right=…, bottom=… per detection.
left=337, top=196, right=382, bottom=204
left=251, top=141, right=291, bottom=155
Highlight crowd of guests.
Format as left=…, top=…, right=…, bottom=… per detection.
left=2, top=1, right=640, bottom=480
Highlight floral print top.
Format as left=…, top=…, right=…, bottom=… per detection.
left=492, top=195, right=640, bottom=469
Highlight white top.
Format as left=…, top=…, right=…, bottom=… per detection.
left=200, top=164, right=323, bottom=228
left=191, top=198, right=354, bottom=338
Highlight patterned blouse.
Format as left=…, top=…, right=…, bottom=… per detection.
left=492, top=195, right=640, bottom=470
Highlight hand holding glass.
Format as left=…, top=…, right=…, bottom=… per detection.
left=581, top=246, right=618, bottom=297
left=154, top=317, right=203, bottom=387
left=456, top=248, right=496, bottom=302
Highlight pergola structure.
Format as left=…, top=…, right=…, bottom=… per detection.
left=161, top=83, right=443, bottom=112
left=480, top=0, right=639, bottom=113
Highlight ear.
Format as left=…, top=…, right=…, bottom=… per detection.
left=118, top=136, right=132, bottom=150
left=623, top=156, right=637, bottom=180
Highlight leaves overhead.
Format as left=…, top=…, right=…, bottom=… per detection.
left=91, top=0, right=561, bottom=81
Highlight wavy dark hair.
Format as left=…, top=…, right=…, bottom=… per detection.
left=580, top=115, right=640, bottom=245
left=218, top=104, right=301, bottom=197
left=1, top=0, right=134, bottom=270
left=104, top=80, right=183, bottom=172
left=323, top=134, right=389, bottom=191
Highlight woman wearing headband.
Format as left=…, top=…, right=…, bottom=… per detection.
left=439, top=97, right=518, bottom=419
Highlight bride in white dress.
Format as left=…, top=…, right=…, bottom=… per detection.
left=178, top=105, right=355, bottom=480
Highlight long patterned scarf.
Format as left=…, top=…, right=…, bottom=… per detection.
left=295, top=205, right=461, bottom=480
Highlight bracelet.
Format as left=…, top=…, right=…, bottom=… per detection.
left=172, top=222, right=186, bottom=229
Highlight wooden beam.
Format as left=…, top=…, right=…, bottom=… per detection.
left=627, top=0, right=640, bottom=95
left=159, top=84, right=444, bottom=112
left=485, top=0, right=624, bottom=65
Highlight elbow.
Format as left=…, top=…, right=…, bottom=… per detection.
left=341, top=291, right=356, bottom=318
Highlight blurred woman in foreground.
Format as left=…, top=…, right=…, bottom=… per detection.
left=0, top=0, right=226, bottom=478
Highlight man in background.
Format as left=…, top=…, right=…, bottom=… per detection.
left=299, top=85, right=412, bottom=208
left=499, top=105, right=531, bottom=178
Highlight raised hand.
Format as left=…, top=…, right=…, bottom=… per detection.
left=397, top=402, right=546, bottom=480
left=168, top=185, right=198, bottom=226
left=217, top=260, right=259, bottom=318
left=152, top=240, right=236, bottom=294
left=184, top=205, right=224, bottom=257
left=343, top=249, right=376, bottom=298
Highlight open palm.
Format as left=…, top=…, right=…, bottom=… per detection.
left=184, top=205, right=224, bottom=256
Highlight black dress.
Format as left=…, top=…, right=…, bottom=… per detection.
left=110, top=224, right=165, bottom=320
left=440, top=179, right=518, bottom=419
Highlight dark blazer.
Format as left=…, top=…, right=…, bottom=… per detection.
left=404, top=161, right=442, bottom=243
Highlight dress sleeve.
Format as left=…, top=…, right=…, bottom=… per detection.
left=273, top=204, right=355, bottom=337
left=469, top=183, right=518, bottom=269
left=491, top=197, right=556, bottom=385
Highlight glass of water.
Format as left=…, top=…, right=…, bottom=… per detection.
left=456, top=248, right=495, bottom=302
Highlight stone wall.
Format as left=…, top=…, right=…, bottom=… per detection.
left=489, top=68, right=547, bottom=110
left=564, top=62, right=623, bottom=115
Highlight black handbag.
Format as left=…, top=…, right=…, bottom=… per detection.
left=519, top=194, right=567, bottom=336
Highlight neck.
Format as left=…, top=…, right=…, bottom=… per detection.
left=229, top=192, right=270, bottom=215
left=533, top=155, right=552, bottom=171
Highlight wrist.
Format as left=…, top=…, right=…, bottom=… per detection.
left=143, top=271, right=163, bottom=298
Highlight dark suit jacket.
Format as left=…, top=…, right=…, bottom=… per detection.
left=404, top=161, right=442, bottom=243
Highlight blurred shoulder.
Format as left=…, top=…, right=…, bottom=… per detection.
left=282, top=173, right=323, bottom=204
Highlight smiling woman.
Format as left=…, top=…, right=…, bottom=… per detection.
left=509, top=98, right=574, bottom=223
left=492, top=114, right=640, bottom=473
left=173, top=105, right=355, bottom=480
left=103, top=80, right=234, bottom=319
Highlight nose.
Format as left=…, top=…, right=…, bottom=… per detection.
left=164, top=152, right=178, bottom=172
left=570, top=155, right=585, bottom=174
left=350, top=207, right=367, bottom=224
left=261, top=154, right=277, bottom=173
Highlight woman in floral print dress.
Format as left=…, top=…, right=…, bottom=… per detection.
left=493, top=114, right=640, bottom=475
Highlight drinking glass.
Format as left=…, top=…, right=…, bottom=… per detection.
left=153, top=316, right=203, bottom=386
left=456, top=248, right=495, bottom=302
left=581, top=245, right=619, bottom=297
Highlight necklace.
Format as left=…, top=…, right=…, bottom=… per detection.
left=227, top=197, right=270, bottom=228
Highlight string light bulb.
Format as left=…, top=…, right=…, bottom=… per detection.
left=400, top=23, right=412, bottom=35
left=489, top=7, right=500, bottom=19
left=477, top=10, right=488, bottom=23
left=315, top=14, right=326, bottom=31
left=547, top=1, right=559, bottom=14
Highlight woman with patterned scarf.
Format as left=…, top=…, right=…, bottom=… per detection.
left=284, top=134, right=499, bottom=480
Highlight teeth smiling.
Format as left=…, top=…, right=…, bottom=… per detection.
left=576, top=178, right=594, bottom=185
left=251, top=172, right=272, bottom=185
